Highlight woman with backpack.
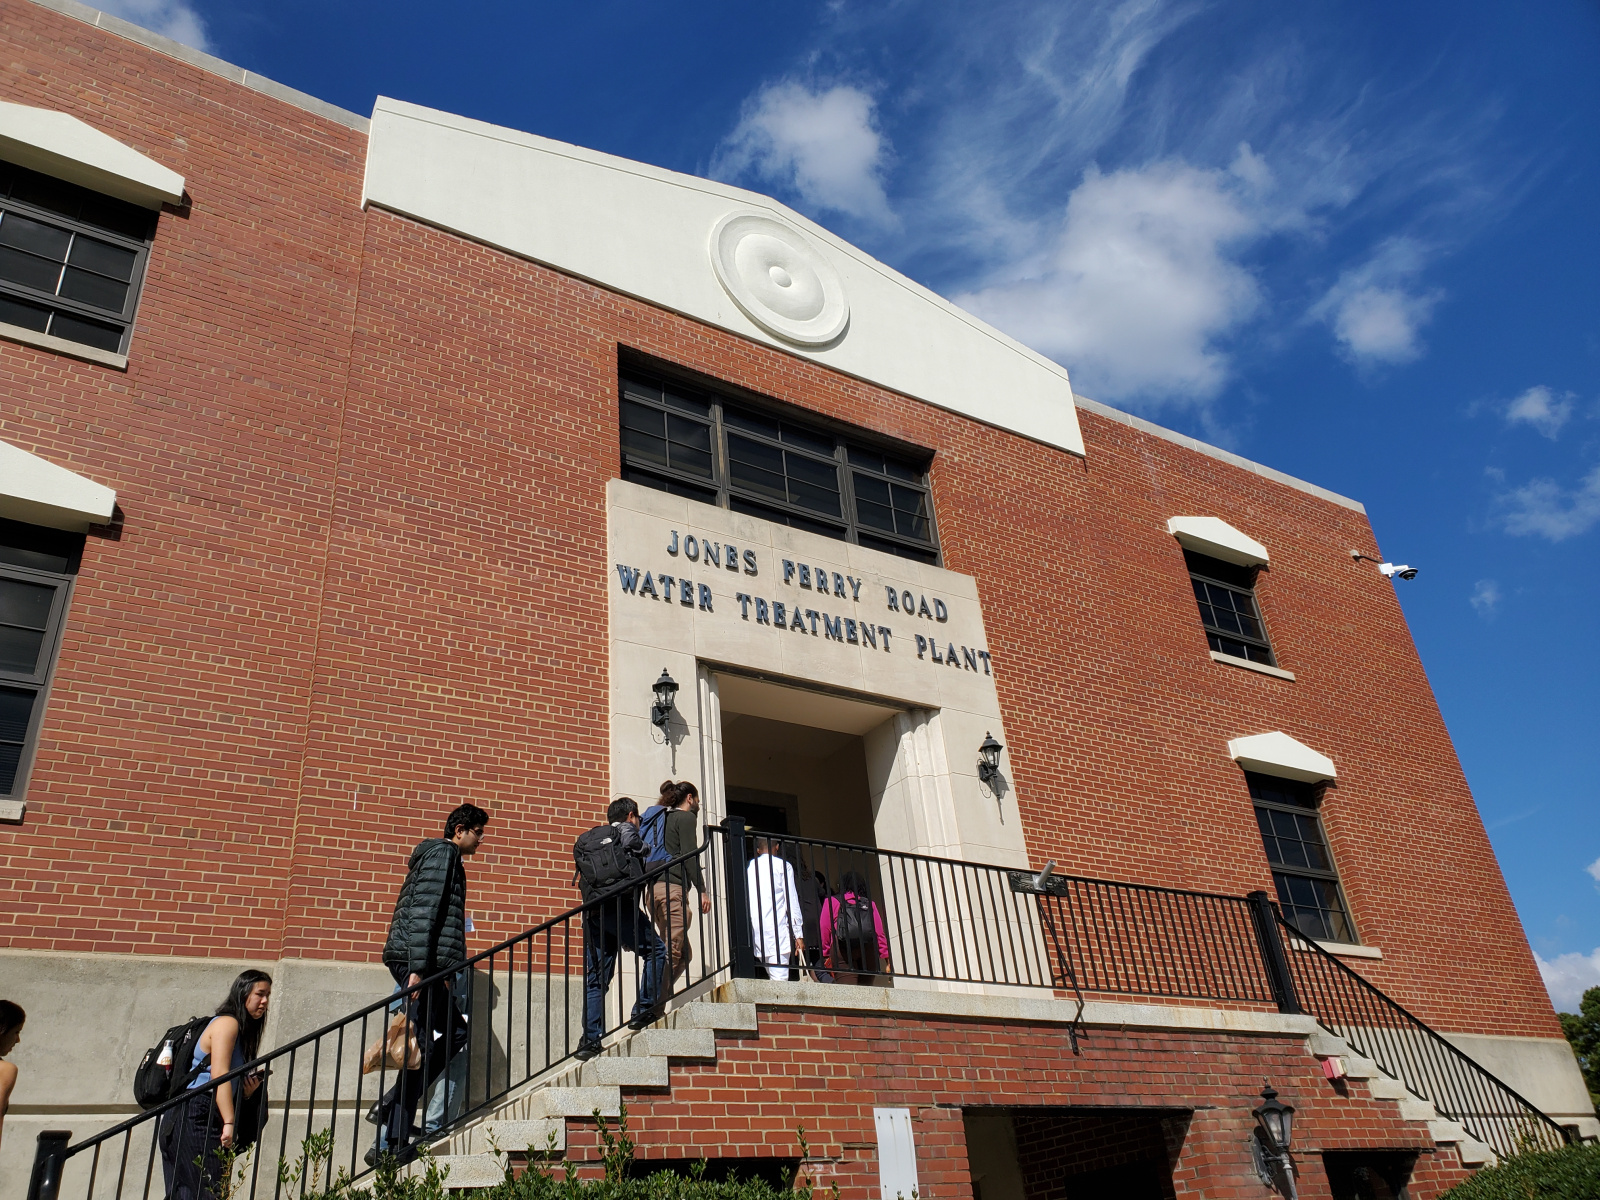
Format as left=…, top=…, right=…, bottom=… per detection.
left=0, top=999, right=24, bottom=1155
left=160, top=970, right=273, bottom=1200
left=819, top=871, right=891, bottom=985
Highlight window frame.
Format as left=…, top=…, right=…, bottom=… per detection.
left=618, top=366, right=942, bottom=565
left=0, top=161, right=157, bottom=357
left=0, top=556, right=77, bottom=806
left=1246, top=771, right=1357, bottom=945
left=1184, top=550, right=1277, bottom=666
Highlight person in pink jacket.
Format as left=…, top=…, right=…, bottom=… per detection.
left=819, top=871, right=891, bottom=985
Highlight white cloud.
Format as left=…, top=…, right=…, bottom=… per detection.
left=1587, top=857, right=1600, bottom=886
left=1497, top=464, right=1600, bottom=541
left=1469, top=579, right=1500, bottom=617
left=96, top=0, right=211, bottom=51
left=1538, top=948, right=1600, bottom=1012
left=1505, top=385, right=1576, bottom=440
left=1309, top=238, right=1442, bottom=366
left=712, top=82, right=895, bottom=227
left=953, top=157, right=1266, bottom=402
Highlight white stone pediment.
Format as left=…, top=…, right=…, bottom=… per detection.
left=1166, top=515, right=1269, bottom=567
left=0, top=101, right=184, bottom=209
left=1228, top=731, right=1336, bottom=783
left=0, top=439, right=116, bottom=531
left=361, top=98, right=1084, bottom=457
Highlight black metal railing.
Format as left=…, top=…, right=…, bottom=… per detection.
left=28, top=824, right=1569, bottom=1199
left=1278, top=915, right=1570, bottom=1159
left=28, top=834, right=732, bottom=1200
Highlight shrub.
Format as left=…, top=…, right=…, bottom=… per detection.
left=1441, top=1142, right=1600, bottom=1200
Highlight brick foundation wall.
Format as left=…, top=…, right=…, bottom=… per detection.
left=0, top=0, right=1556, bottom=1041
left=552, top=1007, right=1474, bottom=1200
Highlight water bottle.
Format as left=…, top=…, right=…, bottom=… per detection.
left=157, top=1039, right=174, bottom=1069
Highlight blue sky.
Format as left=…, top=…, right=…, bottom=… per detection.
left=107, top=0, right=1599, bottom=1004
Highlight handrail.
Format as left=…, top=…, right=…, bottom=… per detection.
left=1278, top=915, right=1570, bottom=1158
left=27, top=826, right=1569, bottom=1200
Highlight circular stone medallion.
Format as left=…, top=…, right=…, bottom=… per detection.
left=710, top=211, right=849, bottom=346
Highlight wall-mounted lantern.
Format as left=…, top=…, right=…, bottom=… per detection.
left=650, top=669, right=679, bottom=731
left=1250, top=1084, right=1298, bottom=1198
left=977, top=732, right=1004, bottom=788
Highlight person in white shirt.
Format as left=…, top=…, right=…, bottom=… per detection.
left=745, top=837, right=805, bottom=981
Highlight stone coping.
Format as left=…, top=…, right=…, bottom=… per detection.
left=717, top=978, right=1320, bottom=1038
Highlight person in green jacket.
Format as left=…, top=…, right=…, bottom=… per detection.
left=373, top=803, right=487, bottom=1164
left=648, top=782, right=712, bottom=987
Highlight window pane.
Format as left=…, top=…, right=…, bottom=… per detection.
left=0, top=245, right=66, bottom=293
left=0, top=625, right=47, bottom=675
left=725, top=408, right=780, bottom=439
left=890, top=484, right=930, bottom=540
left=0, top=294, right=50, bottom=333
left=1272, top=872, right=1352, bottom=943
left=0, top=685, right=33, bottom=795
left=620, top=466, right=718, bottom=506
left=59, top=266, right=130, bottom=313
left=0, top=578, right=54, bottom=630
left=665, top=413, right=714, bottom=479
left=68, top=235, right=138, bottom=282
left=0, top=213, right=72, bottom=260
left=853, top=474, right=895, bottom=531
left=780, top=422, right=835, bottom=457
left=9, top=174, right=82, bottom=221
left=884, top=457, right=922, bottom=483
left=785, top=452, right=841, bottom=517
left=661, top=388, right=711, bottom=419
left=48, top=312, right=123, bottom=352
left=848, top=446, right=885, bottom=473
left=858, top=533, right=939, bottom=564
left=728, top=434, right=787, bottom=502
left=620, top=400, right=668, bottom=467
left=76, top=193, right=155, bottom=240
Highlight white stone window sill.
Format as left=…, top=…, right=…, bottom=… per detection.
left=1210, top=650, right=1295, bottom=681
left=0, top=320, right=128, bottom=370
left=1292, top=937, right=1382, bottom=960
left=0, top=799, right=25, bottom=824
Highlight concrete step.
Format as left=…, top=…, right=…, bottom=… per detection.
left=579, top=1055, right=671, bottom=1088
left=673, top=1001, right=758, bottom=1034
left=1307, top=1030, right=1350, bottom=1057
left=1366, top=1075, right=1409, bottom=1101
left=1340, top=1055, right=1378, bottom=1080
left=481, top=1117, right=566, bottom=1155
left=528, top=1085, right=622, bottom=1119
left=431, top=1155, right=507, bottom=1190
left=629, top=1027, right=718, bottom=1059
left=1428, top=1118, right=1468, bottom=1144
left=1457, top=1137, right=1497, bottom=1168
left=1398, top=1097, right=1438, bottom=1122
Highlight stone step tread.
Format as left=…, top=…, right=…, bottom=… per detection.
left=1457, top=1138, right=1497, bottom=1167
left=1339, top=1055, right=1379, bottom=1080
left=1428, top=1119, right=1468, bottom=1144
left=630, top=1027, right=718, bottom=1059
left=430, top=1155, right=508, bottom=1190
left=481, top=1118, right=566, bottom=1154
left=579, top=1055, right=671, bottom=1088
left=1397, top=1098, right=1438, bottom=1121
left=673, top=1002, right=758, bottom=1033
left=1306, top=1031, right=1351, bottom=1058
left=530, top=1085, right=623, bottom=1118
left=1366, top=1076, right=1410, bottom=1100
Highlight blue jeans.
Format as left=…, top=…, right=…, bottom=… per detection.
left=582, top=899, right=667, bottom=1044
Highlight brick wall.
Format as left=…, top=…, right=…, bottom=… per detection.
left=0, top=0, right=1557, bottom=1040
left=554, top=1007, right=1474, bottom=1200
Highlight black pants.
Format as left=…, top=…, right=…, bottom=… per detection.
left=380, top=965, right=464, bottom=1150
left=159, top=1092, right=226, bottom=1200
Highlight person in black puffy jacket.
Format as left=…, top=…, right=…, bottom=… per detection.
left=371, top=803, right=487, bottom=1165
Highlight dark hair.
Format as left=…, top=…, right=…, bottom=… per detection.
left=216, top=970, right=272, bottom=1060
left=676, top=781, right=699, bottom=805
left=608, top=796, right=639, bottom=824
left=0, top=999, right=24, bottom=1037
left=444, top=803, right=489, bottom=839
left=841, top=871, right=871, bottom=898
left=659, top=780, right=678, bottom=801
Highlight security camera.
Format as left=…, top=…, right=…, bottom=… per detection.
left=1378, top=563, right=1418, bottom=581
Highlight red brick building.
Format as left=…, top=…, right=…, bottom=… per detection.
left=0, top=1, right=1588, bottom=1197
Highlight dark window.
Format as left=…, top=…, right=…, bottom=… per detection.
left=619, top=373, right=940, bottom=564
left=1248, top=772, right=1354, bottom=943
left=0, top=518, right=82, bottom=800
left=0, top=160, right=157, bottom=355
left=1184, top=550, right=1275, bottom=665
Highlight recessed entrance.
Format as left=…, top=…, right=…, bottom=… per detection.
left=717, top=672, right=900, bottom=847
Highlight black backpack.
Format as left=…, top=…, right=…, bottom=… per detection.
left=573, top=825, right=639, bottom=896
left=833, top=894, right=880, bottom=972
left=134, top=1015, right=212, bottom=1109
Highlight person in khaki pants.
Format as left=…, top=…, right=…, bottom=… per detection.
left=647, top=782, right=712, bottom=986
